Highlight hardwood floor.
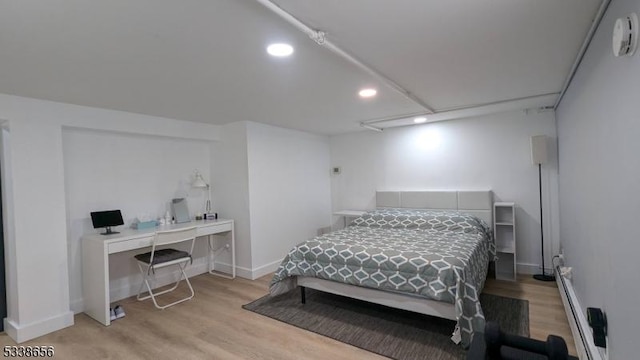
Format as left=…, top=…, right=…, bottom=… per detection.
left=483, top=275, right=577, bottom=356
left=0, top=274, right=576, bottom=359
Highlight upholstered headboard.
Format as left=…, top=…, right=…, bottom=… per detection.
left=376, top=190, right=493, bottom=224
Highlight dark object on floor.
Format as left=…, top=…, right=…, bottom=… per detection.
left=244, top=288, right=528, bottom=360
left=467, top=322, right=578, bottom=360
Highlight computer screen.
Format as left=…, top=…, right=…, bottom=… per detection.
left=90, top=210, right=124, bottom=235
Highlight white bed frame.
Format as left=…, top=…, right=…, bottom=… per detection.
left=297, top=190, right=493, bottom=327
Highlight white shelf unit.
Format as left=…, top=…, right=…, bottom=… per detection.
left=493, top=202, right=516, bottom=281
left=333, top=209, right=366, bottom=228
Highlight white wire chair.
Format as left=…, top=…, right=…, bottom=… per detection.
left=135, top=227, right=197, bottom=309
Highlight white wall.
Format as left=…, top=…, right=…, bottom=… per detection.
left=212, top=121, right=332, bottom=279
left=556, top=0, right=640, bottom=358
left=330, top=110, right=560, bottom=273
left=211, top=122, right=252, bottom=276
left=0, top=117, right=73, bottom=342
left=0, top=94, right=335, bottom=344
left=0, top=93, right=219, bottom=342
left=62, top=128, right=213, bottom=311
left=0, top=94, right=332, bottom=341
left=246, top=122, right=331, bottom=278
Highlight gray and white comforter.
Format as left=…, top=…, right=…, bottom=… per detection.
left=270, top=208, right=495, bottom=347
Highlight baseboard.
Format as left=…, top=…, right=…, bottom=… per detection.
left=4, top=311, right=74, bottom=343
left=556, top=266, right=604, bottom=360
left=249, top=259, right=282, bottom=280
left=70, top=258, right=281, bottom=315
left=71, top=259, right=212, bottom=314
left=234, top=265, right=254, bottom=279
left=516, top=262, right=553, bottom=275
left=70, top=298, right=84, bottom=314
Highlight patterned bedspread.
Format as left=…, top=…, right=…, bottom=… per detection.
left=270, top=208, right=495, bottom=347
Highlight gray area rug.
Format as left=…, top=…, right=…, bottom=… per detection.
left=243, top=288, right=529, bottom=360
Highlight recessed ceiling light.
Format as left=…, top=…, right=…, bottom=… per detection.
left=267, top=43, right=294, bottom=57
left=414, top=117, right=427, bottom=124
left=359, top=88, right=377, bottom=98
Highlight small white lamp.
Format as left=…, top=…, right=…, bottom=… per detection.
left=192, top=170, right=211, bottom=214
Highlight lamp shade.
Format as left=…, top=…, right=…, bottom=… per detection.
left=192, top=172, right=209, bottom=188
left=530, top=135, right=548, bottom=165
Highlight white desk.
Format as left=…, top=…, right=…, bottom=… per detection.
left=82, top=219, right=234, bottom=326
left=333, top=209, right=366, bottom=228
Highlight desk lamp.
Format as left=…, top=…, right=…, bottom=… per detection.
left=192, top=170, right=212, bottom=216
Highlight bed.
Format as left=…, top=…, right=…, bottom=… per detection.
left=270, top=190, right=495, bottom=348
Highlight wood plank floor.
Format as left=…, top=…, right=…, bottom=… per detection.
left=0, top=273, right=576, bottom=359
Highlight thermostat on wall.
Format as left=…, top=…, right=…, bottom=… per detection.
left=612, top=12, right=638, bottom=57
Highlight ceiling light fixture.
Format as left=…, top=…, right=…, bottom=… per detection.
left=414, top=117, right=427, bottom=124
left=267, top=43, right=294, bottom=57
left=359, top=88, right=377, bottom=98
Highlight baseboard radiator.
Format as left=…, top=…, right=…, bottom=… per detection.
left=555, top=265, right=604, bottom=360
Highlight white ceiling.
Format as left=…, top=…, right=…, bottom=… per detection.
left=0, top=0, right=602, bottom=135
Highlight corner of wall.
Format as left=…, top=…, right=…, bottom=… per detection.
left=211, top=121, right=252, bottom=272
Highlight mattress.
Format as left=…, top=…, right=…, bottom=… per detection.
left=270, top=208, right=495, bottom=347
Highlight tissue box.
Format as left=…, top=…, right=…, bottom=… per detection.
left=134, top=220, right=157, bottom=230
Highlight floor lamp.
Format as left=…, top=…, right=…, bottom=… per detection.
left=531, top=135, right=554, bottom=281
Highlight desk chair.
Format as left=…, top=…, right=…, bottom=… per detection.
left=135, top=227, right=197, bottom=309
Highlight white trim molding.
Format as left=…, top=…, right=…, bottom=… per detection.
left=556, top=266, right=605, bottom=360
left=516, top=262, right=553, bottom=275
left=4, top=311, right=74, bottom=343
left=249, top=259, right=282, bottom=280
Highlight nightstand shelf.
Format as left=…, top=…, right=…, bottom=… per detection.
left=333, top=210, right=366, bottom=228
left=493, top=202, right=516, bottom=281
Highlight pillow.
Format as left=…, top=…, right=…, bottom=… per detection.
left=350, top=208, right=490, bottom=235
